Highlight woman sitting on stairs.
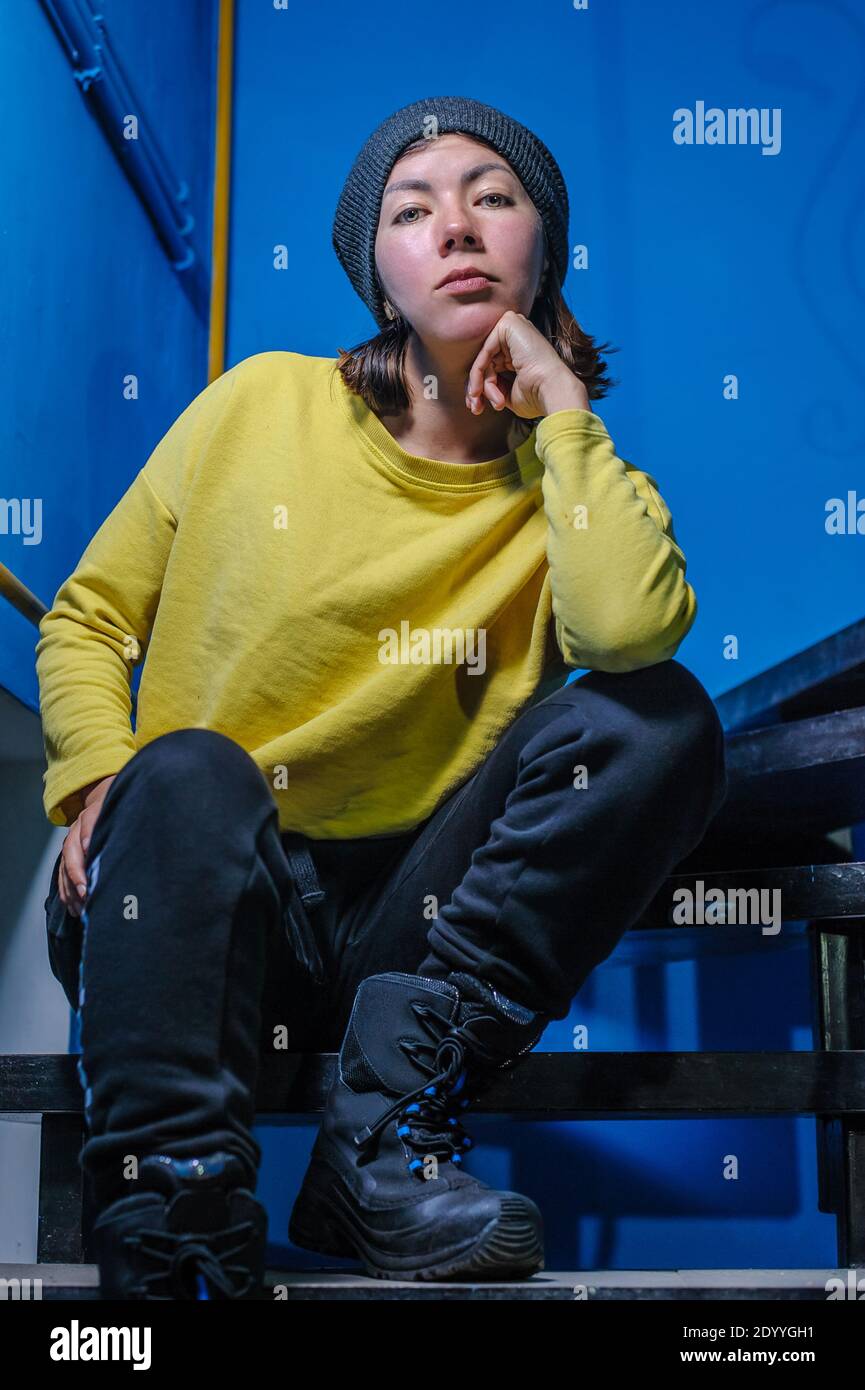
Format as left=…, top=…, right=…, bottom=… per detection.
left=37, top=95, right=727, bottom=1299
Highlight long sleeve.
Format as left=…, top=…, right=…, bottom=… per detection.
left=534, top=408, right=697, bottom=673
left=35, top=365, right=240, bottom=826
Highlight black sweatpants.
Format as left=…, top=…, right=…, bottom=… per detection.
left=43, top=658, right=727, bottom=1208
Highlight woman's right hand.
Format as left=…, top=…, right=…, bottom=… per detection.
left=58, top=775, right=118, bottom=918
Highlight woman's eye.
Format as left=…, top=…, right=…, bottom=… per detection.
left=395, top=193, right=514, bottom=224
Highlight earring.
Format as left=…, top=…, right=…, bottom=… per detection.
left=383, top=298, right=397, bottom=321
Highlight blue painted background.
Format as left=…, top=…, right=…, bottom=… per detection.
left=6, top=0, right=863, bottom=1270
left=0, top=0, right=218, bottom=711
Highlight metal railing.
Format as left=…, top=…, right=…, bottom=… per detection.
left=0, top=561, right=47, bottom=629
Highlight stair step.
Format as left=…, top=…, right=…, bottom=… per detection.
left=0, top=1263, right=854, bottom=1301
left=714, top=614, right=865, bottom=732
left=715, top=707, right=865, bottom=834
left=641, top=861, right=865, bottom=928
left=6, top=1051, right=865, bottom=1117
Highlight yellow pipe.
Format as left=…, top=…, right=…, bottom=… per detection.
left=0, top=560, right=48, bottom=629
left=208, top=0, right=235, bottom=383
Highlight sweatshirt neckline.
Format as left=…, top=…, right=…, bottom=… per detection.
left=331, top=362, right=532, bottom=490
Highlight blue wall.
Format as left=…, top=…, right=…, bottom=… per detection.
left=0, top=0, right=219, bottom=711
left=227, top=0, right=859, bottom=1268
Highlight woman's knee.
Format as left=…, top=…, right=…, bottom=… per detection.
left=116, top=727, right=274, bottom=810
left=558, top=658, right=726, bottom=771
left=653, top=659, right=725, bottom=752
left=625, top=661, right=728, bottom=811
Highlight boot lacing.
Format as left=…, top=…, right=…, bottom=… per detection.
left=122, top=1219, right=256, bottom=1299
left=353, top=1000, right=490, bottom=1174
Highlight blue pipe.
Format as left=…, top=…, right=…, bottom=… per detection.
left=38, top=0, right=207, bottom=309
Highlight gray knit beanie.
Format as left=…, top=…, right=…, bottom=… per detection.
left=332, top=95, right=570, bottom=330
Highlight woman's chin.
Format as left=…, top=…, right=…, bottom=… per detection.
left=421, top=306, right=512, bottom=346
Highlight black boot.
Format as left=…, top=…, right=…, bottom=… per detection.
left=289, top=970, right=550, bottom=1281
left=90, top=1152, right=267, bottom=1300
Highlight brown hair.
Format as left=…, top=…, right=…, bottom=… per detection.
left=334, top=135, right=619, bottom=433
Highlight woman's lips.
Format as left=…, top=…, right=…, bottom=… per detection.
left=438, top=275, right=493, bottom=293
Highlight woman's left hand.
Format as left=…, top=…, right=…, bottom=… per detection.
left=465, top=310, right=591, bottom=419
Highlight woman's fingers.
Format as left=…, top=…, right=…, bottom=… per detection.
left=466, top=318, right=513, bottom=406
left=59, top=857, right=81, bottom=918
left=466, top=350, right=493, bottom=405
left=484, top=374, right=508, bottom=410
left=466, top=368, right=487, bottom=413
left=468, top=344, right=516, bottom=413
left=61, top=822, right=88, bottom=916
left=468, top=363, right=506, bottom=414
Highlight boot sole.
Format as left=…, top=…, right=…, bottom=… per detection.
left=289, top=1172, right=544, bottom=1282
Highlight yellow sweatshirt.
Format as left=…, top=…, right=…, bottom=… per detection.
left=35, top=350, right=696, bottom=837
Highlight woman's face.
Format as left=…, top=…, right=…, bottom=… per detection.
left=374, top=132, right=547, bottom=347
